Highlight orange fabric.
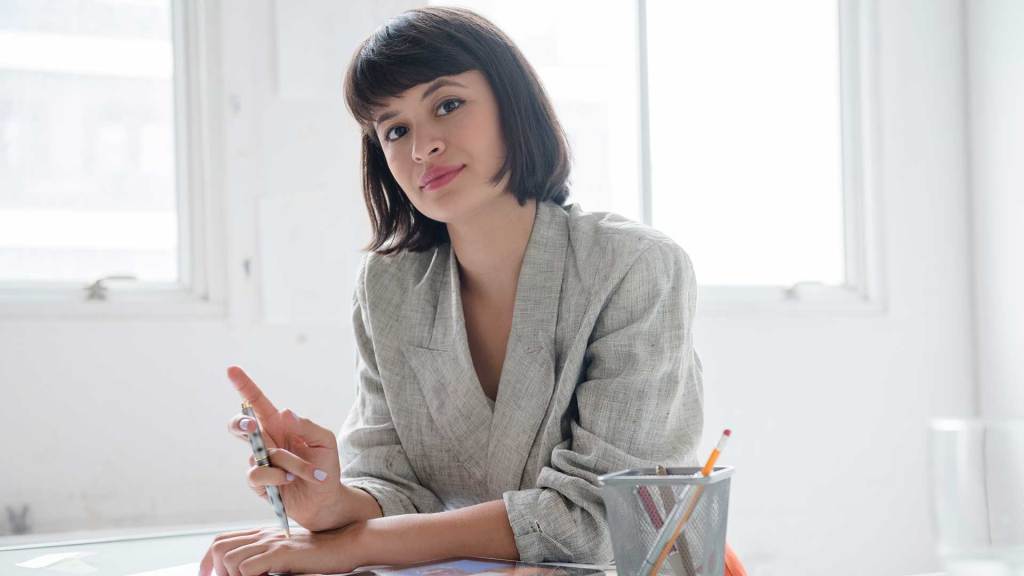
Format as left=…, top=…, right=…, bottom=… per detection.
left=724, top=542, right=748, bottom=576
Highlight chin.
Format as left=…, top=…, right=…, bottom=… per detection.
left=413, top=188, right=477, bottom=224
left=412, top=188, right=465, bottom=224
left=410, top=182, right=508, bottom=226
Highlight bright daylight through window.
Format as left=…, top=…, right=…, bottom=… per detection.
left=444, top=0, right=847, bottom=289
left=647, top=0, right=845, bottom=287
left=0, top=0, right=179, bottom=287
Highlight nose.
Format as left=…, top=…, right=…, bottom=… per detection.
left=411, top=131, right=445, bottom=163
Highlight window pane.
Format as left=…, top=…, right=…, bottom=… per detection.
left=427, top=0, right=642, bottom=222
left=647, top=0, right=845, bottom=286
left=0, top=0, right=179, bottom=284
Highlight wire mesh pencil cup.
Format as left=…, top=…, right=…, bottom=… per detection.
left=599, top=466, right=734, bottom=576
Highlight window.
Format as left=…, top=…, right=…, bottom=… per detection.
left=0, top=0, right=222, bottom=314
left=646, top=0, right=845, bottom=288
left=432, top=0, right=876, bottom=311
left=429, top=0, right=642, bottom=223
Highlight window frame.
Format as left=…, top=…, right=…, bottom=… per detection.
left=637, top=0, right=886, bottom=316
left=0, top=0, right=226, bottom=319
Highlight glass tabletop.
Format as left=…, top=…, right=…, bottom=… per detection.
left=0, top=523, right=620, bottom=576
left=0, top=528, right=948, bottom=576
left=0, top=522, right=266, bottom=576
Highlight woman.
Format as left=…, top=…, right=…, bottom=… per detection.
left=200, top=6, right=703, bottom=576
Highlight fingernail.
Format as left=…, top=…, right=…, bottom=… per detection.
left=314, top=469, right=327, bottom=482
left=285, top=473, right=295, bottom=482
left=239, top=418, right=252, bottom=431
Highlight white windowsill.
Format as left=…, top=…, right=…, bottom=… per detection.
left=0, top=284, right=226, bottom=319
left=697, top=283, right=886, bottom=317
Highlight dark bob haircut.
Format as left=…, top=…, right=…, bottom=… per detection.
left=343, top=6, right=572, bottom=254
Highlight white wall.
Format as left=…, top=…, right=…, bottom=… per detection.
left=0, top=0, right=417, bottom=534
left=701, top=3, right=975, bottom=573
left=966, top=0, right=1024, bottom=418
left=0, top=1, right=1008, bottom=575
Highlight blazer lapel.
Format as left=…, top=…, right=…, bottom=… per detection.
left=401, top=246, right=493, bottom=478
left=486, top=201, right=568, bottom=494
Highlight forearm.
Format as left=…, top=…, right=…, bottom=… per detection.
left=350, top=499, right=518, bottom=566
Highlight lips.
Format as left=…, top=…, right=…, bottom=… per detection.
left=419, top=164, right=465, bottom=189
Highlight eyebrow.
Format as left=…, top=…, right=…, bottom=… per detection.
left=374, top=78, right=468, bottom=126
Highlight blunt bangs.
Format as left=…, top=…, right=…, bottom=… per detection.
left=345, top=14, right=476, bottom=133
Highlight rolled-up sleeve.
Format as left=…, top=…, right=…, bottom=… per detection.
left=340, top=255, right=445, bottom=517
left=503, top=241, right=704, bottom=563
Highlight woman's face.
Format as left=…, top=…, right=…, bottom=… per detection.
left=372, top=69, right=509, bottom=224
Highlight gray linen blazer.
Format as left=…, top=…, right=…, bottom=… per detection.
left=339, top=200, right=704, bottom=564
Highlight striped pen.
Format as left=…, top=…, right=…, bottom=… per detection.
left=241, top=401, right=291, bottom=538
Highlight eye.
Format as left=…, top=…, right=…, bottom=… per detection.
left=437, top=98, right=464, bottom=116
left=382, top=99, right=463, bottom=143
left=384, top=125, right=407, bottom=142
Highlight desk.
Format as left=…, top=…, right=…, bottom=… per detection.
left=0, top=524, right=617, bottom=576
left=0, top=526, right=947, bottom=576
left=0, top=524, right=248, bottom=575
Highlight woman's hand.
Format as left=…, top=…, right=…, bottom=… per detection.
left=198, top=525, right=364, bottom=576
left=226, top=366, right=360, bottom=532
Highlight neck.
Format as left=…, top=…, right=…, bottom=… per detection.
left=448, top=195, right=538, bottom=299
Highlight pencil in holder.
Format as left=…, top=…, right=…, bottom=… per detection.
left=599, top=466, right=734, bottom=576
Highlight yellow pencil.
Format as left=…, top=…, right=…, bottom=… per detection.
left=646, top=429, right=732, bottom=576
left=700, top=428, right=731, bottom=477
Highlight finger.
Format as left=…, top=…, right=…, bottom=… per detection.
left=210, top=530, right=261, bottom=576
left=229, top=408, right=279, bottom=452
left=267, top=447, right=328, bottom=483
left=238, top=544, right=289, bottom=576
left=224, top=541, right=270, bottom=576
left=209, top=530, right=262, bottom=576
left=245, top=459, right=280, bottom=500
left=199, top=547, right=215, bottom=576
left=247, top=465, right=295, bottom=489
left=243, top=463, right=269, bottom=500
left=249, top=415, right=279, bottom=451
left=238, top=551, right=272, bottom=576
left=228, top=414, right=258, bottom=440
left=226, top=366, right=278, bottom=419
left=280, top=409, right=337, bottom=448
left=252, top=484, right=268, bottom=500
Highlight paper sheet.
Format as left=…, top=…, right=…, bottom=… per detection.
left=16, top=551, right=97, bottom=574
left=120, top=560, right=609, bottom=576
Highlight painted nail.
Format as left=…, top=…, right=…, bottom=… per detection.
left=239, top=418, right=252, bottom=431
left=286, top=473, right=295, bottom=482
left=314, top=469, right=327, bottom=482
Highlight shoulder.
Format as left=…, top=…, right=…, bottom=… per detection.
left=355, top=246, right=442, bottom=304
left=561, top=202, right=695, bottom=288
